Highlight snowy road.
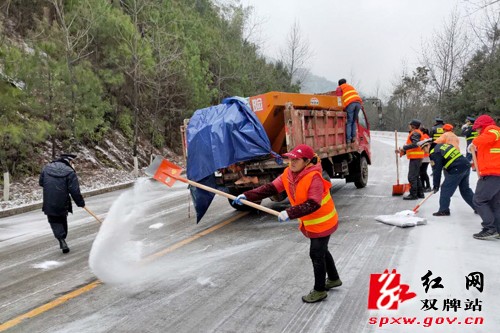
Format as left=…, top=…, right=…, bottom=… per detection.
left=0, top=132, right=499, bottom=333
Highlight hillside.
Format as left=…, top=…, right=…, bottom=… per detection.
left=300, top=72, right=337, bottom=94
left=0, top=0, right=298, bottom=183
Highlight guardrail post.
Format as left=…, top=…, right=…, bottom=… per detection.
left=133, top=156, right=139, bottom=178
left=3, top=172, right=10, bottom=201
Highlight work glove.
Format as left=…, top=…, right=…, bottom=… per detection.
left=278, top=210, right=290, bottom=222
left=232, top=194, right=246, bottom=205
left=433, top=187, right=439, bottom=194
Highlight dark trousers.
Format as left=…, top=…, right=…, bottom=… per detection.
left=439, top=168, right=475, bottom=212
left=420, top=162, right=430, bottom=189
left=474, top=176, right=500, bottom=232
left=345, top=102, right=361, bottom=142
left=408, top=159, right=423, bottom=196
left=310, top=235, right=340, bottom=291
left=47, top=215, right=68, bottom=240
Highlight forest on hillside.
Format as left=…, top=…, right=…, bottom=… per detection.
left=0, top=0, right=298, bottom=178
left=381, top=3, right=500, bottom=131
left=1, top=0, right=499, bottom=180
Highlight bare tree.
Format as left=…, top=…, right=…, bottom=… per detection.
left=49, top=0, right=95, bottom=139
left=279, top=20, right=311, bottom=88
left=465, top=0, right=500, bottom=9
left=466, top=0, right=500, bottom=56
left=115, top=0, right=149, bottom=157
left=420, top=8, right=470, bottom=104
left=144, top=6, right=184, bottom=150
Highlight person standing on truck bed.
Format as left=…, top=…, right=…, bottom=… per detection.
left=397, top=119, right=425, bottom=200
left=233, top=144, right=342, bottom=303
left=337, top=79, right=363, bottom=144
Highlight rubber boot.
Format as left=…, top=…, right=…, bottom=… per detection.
left=59, top=239, right=70, bottom=254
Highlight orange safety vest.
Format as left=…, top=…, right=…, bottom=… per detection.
left=406, top=129, right=424, bottom=159
left=339, top=83, right=362, bottom=108
left=422, top=133, right=430, bottom=158
left=281, top=167, right=338, bottom=238
left=472, top=125, right=500, bottom=176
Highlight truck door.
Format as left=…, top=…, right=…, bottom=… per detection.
left=356, top=107, right=371, bottom=155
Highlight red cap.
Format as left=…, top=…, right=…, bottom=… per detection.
left=283, top=144, right=315, bottom=159
left=443, top=123, right=454, bottom=131
left=472, top=115, right=496, bottom=130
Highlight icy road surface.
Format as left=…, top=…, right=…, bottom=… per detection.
left=0, top=132, right=499, bottom=333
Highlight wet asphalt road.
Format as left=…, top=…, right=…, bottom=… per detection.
left=0, top=135, right=440, bottom=333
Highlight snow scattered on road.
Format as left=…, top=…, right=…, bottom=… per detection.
left=196, top=277, right=216, bottom=287
left=89, top=180, right=147, bottom=285
left=148, top=223, right=164, bottom=229
left=32, top=261, right=63, bottom=270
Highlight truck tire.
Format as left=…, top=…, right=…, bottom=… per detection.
left=354, top=156, right=368, bottom=188
left=228, top=198, right=262, bottom=211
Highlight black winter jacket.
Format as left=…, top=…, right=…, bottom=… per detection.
left=39, top=159, right=85, bottom=216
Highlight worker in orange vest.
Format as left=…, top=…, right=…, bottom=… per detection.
left=233, top=144, right=341, bottom=303
left=337, top=79, right=362, bottom=144
left=434, top=123, right=460, bottom=150
left=397, top=119, right=425, bottom=200
left=468, top=115, right=500, bottom=240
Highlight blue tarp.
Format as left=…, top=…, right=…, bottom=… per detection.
left=186, top=97, right=279, bottom=223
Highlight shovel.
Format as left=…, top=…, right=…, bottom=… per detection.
left=145, top=156, right=280, bottom=217
left=392, top=130, right=410, bottom=195
left=84, top=207, right=103, bottom=223
left=412, top=191, right=434, bottom=213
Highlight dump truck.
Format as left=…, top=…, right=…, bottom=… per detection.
left=182, top=91, right=371, bottom=211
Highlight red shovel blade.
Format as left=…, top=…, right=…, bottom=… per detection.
left=146, top=156, right=184, bottom=187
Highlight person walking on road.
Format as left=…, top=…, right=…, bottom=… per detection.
left=468, top=115, right=500, bottom=240
left=434, top=123, right=460, bottom=150
left=397, top=119, right=424, bottom=200
left=233, top=144, right=341, bottom=303
left=418, top=139, right=475, bottom=216
left=337, top=79, right=362, bottom=144
left=39, top=153, right=85, bottom=253
left=461, top=116, right=478, bottom=162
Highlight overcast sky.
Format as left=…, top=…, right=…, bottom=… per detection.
left=238, top=0, right=486, bottom=98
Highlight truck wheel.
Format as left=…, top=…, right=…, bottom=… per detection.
left=354, top=156, right=368, bottom=188
left=228, top=198, right=261, bottom=211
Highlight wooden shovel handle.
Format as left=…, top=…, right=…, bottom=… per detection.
left=176, top=176, right=281, bottom=217
left=395, top=130, right=400, bottom=185
left=413, top=192, right=434, bottom=213
left=84, top=206, right=103, bottom=223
